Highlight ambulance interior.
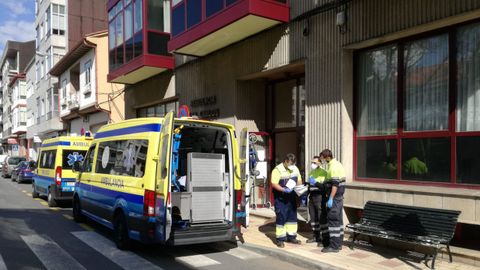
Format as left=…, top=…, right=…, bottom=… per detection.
left=170, top=123, right=233, bottom=229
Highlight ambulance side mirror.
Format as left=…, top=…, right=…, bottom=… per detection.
left=72, top=161, right=82, bottom=173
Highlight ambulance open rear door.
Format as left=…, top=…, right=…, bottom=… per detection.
left=238, top=128, right=250, bottom=228
left=155, top=111, right=175, bottom=243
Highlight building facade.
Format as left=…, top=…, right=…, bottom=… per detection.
left=108, top=0, right=480, bottom=245
left=50, top=31, right=125, bottom=135
left=0, top=41, right=35, bottom=157
left=28, top=0, right=108, bottom=156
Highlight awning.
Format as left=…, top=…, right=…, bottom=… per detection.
left=33, top=136, right=42, bottom=143
left=8, top=138, right=19, bottom=145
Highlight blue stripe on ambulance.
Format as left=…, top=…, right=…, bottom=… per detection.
left=41, top=141, right=71, bottom=147
left=77, top=182, right=144, bottom=239
left=94, top=123, right=161, bottom=139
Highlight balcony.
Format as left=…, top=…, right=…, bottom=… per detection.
left=68, top=94, right=80, bottom=110
left=107, top=0, right=175, bottom=84
left=168, top=0, right=289, bottom=56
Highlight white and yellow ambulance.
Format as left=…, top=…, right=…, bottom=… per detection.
left=32, top=136, right=92, bottom=206
left=72, top=112, right=250, bottom=249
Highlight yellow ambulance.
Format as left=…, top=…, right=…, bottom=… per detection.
left=32, top=136, right=92, bottom=207
left=72, top=112, right=250, bottom=249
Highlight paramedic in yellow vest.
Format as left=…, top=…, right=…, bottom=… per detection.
left=270, top=153, right=302, bottom=248
left=306, top=156, right=329, bottom=247
left=320, top=149, right=346, bottom=253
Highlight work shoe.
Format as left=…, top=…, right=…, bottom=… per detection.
left=321, top=247, right=340, bottom=253
left=287, top=239, right=301, bottom=244
left=276, top=241, right=285, bottom=248
left=306, top=238, right=318, bottom=244
left=317, top=242, right=324, bottom=247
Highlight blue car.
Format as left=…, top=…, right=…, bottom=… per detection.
left=12, top=161, right=34, bottom=184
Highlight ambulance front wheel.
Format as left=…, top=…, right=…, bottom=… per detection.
left=47, top=188, right=57, bottom=207
left=73, top=196, right=85, bottom=222
left=114, top=211, right=132, bottom=250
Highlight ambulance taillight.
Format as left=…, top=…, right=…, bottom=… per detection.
left=144, top=190, right=156, bottom=217
left=55, top=166, right=62, bottom=185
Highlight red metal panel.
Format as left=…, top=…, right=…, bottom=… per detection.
left=168, top=0, right=289, bottom=52
left=107, top=54, right=174, bottom=83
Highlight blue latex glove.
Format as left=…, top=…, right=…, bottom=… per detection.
left=284, top=187, right=292, bottom=194
left=308, top=176, right=316, bottom=186
left=327, top=198, right=333, bottom=208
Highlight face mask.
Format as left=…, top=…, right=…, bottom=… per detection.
left=288, top=165, right=296, bottom=170
left=321, top=160, right=327, bottom=165
left=310, top=163, right=318, bottom=170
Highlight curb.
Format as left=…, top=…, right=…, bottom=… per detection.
left=238, top=241, right=343, bottom=270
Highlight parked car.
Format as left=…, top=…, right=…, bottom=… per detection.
left=2, top=156, right=27, bottom=178
left=11, top=161, right=35, bottom=183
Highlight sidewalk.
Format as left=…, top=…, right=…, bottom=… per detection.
left=240, top=209, right=479, bottom=270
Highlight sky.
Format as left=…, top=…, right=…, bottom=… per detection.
left=0, top=0, right=36, bottom=56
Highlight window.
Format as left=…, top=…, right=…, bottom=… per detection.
left=109, top=0, right=144, bottom=70
left=206, top=0, right=223, bottom=18
left=53, top=46, right=65, bottom=66
left=36, top=97, right=41, bottom=124
left=46, top=6, right=51, bottom=36
left=95, top=140, right=148, bottom=178
left=46, top=48, right=52, bottom=72
left=186, top=0, right=201, bottom=28
left=137, top=100, right=179, bottom=117
left=62, top=150, right=87, bottom=169
left=40, top=60, right=45, bottom=78
left=357, top=45, right=397, bottom=136
left=52, top=4, right=66, bottom=35
left=61, top=79, right=67, bottom=102
left=84, top=60, right=92, bottom=86
left=355, top=22, right=480, bottom=186
left=39, top=150, right=56, bottom=169
left=83, top=144, right=96, bottom=172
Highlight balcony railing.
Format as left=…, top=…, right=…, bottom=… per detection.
left=68, top=94, right=80, bottom=110
left=168, top=0, right=289, bottom=56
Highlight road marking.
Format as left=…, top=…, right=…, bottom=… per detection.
left=79, top=224, right=94, bottom=231
left=175, top=253, right=221, bottom=268
left=34, top=198, right=41, bottom=201
left=0, top=254, right=7, bottom=270
left=63, top=214, right=73, bottom=220
left=21, top=234, right=86, bottom=270
left=21, top=190, right=27, bottom=193
left=72, top=231, right=163, bottom=270
left=50, top=207, right=60, bottom=212
left=39, top=201, right=48, bottom=206
left=221, top=245, right=264, bottom=260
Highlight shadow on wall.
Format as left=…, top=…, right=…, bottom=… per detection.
left=123, top=71, right=175, bottom=119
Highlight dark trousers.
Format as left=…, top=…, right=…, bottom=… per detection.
left=274, top=194, right=298, bottom=242
left=308, top=191, right=329, bottom=246
left=327, top=197, right=344, bottom=250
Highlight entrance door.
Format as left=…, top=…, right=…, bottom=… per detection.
left=269, top=77, right=306, bottom=179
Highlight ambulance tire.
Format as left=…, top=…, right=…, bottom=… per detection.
left=47, top=188, right=57, bottom=207
left=114, top=212, right=132, bottom=250
left=72, top=196, right=85, bottom=222
left=32, top=182, right=39, bottom=198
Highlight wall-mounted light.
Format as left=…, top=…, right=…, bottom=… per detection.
left=336, top=9, right=348, bottom=34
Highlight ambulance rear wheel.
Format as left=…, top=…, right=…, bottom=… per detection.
left=47, top=188, right=57, bottom=207
left=32, top=183, right=39, bottom=198
left=73, top=196, right=85, bottom=222
left=114, top=212, right=131, bottom=250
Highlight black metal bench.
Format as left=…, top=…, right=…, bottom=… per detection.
left=346, top=201, right=461, bottom=269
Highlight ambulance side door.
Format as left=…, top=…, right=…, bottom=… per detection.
left=154, top=111, right=175, bottom=242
